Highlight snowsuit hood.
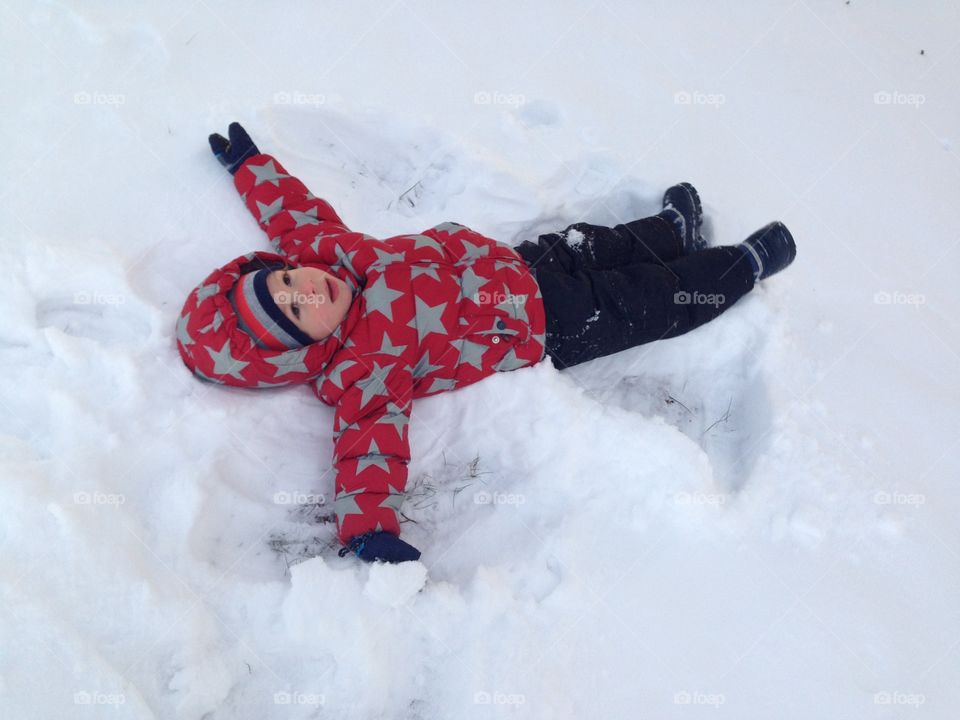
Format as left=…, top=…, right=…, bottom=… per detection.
left=177, top=249, right=361, bottom=388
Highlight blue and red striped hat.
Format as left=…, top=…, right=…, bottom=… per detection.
left=228, top=267, right=315, bottom=350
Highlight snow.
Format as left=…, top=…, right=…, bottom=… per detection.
left=2, top=1, right=959, bottom=718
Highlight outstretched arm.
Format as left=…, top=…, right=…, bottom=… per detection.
left=208, top=122, right=353, bottom=258
left=331, top=362, right=421, bottom=563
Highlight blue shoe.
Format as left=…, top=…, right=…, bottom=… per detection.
left=738, top=221, right=797, bottom=281
left=661, top=182, right=705, bottom=253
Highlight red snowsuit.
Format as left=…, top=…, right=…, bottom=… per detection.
left=176, top=154, right=547, bottom=545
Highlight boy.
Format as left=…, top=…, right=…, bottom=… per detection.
left=176, top=123, right=795, bottom=564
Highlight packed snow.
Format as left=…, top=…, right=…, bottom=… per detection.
left=1, top=1, right=958, bottom=718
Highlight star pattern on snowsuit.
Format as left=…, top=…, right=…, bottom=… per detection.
left=412, top=353, right=443, bottom=379
left=355, top=438, right=392, bottom=476
left=365, top=274, right=404, bottom=322
left=176, top=312, right=194, bottom=347
left=326, top=359, right=357, bottom=390
left=248, top=159, right=290, bottom=187
left=255, top=196, right=284, bottom=226
left=408, top=296, right=448, bottom=345
left=354, top=361, right=395, bottom=411
left=289, top=207, right=321, bottom=227
left=205, top=339, right=249, bottom=380
left=265, top=348, right=310, bottom=378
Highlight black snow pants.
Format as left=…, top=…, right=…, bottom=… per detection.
left=513, top=215, right=757, bottom=369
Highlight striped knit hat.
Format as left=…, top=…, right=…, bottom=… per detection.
left=228, top=267, right=315, bottom=350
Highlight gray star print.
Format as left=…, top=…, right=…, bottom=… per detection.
left=459, top=266, right=487, bottom=302
left=248, top=159, right=290, bottom=187
left=459, top=237, right=491, bottom=260
left=365, top=274, right=404, bottom=322
left=494, top=347, right=528, bottom=372
left=411, top=264, right=442, bottom=282
left=356, top=438, right=392, bottom=475
left=377, top=332, right=408, bottom=357
left=205, top=339, right=249, bottom=380
left=458, top=339, right=488, bottom=373
left=427, top=377, right=457, bottom=394
left=379, top=492, right=406, bottom=514
left=265, top=348, right=310, bottom=377
left=326, top=359, right=357, bottom=390
left=375, top=402, right=409, bottom=438
left=354, top=361, right=395, bottom=411
left=195, top=282, right=220, bottom=302
left=408, top=297, right=448, bottom=345
left=333, top=491, right=365, bottom=523
left=176, top=312, right=194, bottom=346
left=412, top=353, right=443, bottom=379
left=256, top=196, right=284, bottom=225
left=372, top=246, right=405, bottom=266
left=289, top=207, right=320, bottom=227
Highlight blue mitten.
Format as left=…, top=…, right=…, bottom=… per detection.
left=208, top=122, right=260, bottom=175
left=339, top=531, right=422, bottom=563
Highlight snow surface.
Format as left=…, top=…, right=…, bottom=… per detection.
left=2, top=1, right=959, bottom=718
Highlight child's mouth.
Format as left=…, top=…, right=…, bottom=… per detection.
left=327, top=277, right=336, bottom=303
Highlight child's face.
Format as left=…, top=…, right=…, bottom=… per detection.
left=265, top=266, right=350, bottom=341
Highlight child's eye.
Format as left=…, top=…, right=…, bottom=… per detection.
left=292, top=304, right=300, bottom=319
left=282, top=271, right=291, bottom=286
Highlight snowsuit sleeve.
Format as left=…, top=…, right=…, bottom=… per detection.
left=232, top=154, right=379, bottom=272
left=331, top=361, right=414, bottom=544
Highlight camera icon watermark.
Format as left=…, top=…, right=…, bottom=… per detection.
left=873, top=90, right=925, bottom=108
left=874, top=691, right=925, bottom=707
left=674, top=690, right=726, bottom=707
left=273, top=690, right=325, bottom=706
left=273, top=91, right=325, bottom=107
left=674, top=491, right=728, bottom=507
left=273, top=491, right=326, bottom=505
left=473, top=690, right=526, bottom=705
left=674, top=90, right=726, bottom=108
left=74, top=91, right=126, bottom=106
left=674, top=290, right=725, bottom=308
left=74, top=491, right=126, bottom=507
left=74, top=691, right=126, bottom=706
left=474, top=490, right=526, bottom=507
left=74, top=290, right=126, bottom=306
left=473, top=90, right=526, bottom=107
left=873, top=491, right=925, bottom=507
left=873, top=290, right=925, bottom=307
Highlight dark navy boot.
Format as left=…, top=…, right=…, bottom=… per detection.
left=738, top=221, right=797, bottom=281
left=660, top=182, right=705, bottom=253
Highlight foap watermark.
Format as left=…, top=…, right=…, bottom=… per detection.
left=74, top=91, right=126, bottom=106
left=474, top=490, right=526, bottom=507
left=874, top=691, right=926, bottom=707
left=273, top=491, right=326, bottom=506
left=74, top=691, right=126, bottom=706
left=74, top=290, right=126, bottom=306
left=873, top=90, right=925, bottom=108
left=674, top=491, right=728, bottom=507
left=473, top=91, right=526, bottom=107
left=674, top=690, right=726, bottom=707
left=273, top=690, right=325, bottom=706
left=873, top=290, right=925, bottom=307
left=473, top=290, right=527, bottom=306
left=873, top=491, right=925, bottom=507
left=473, top=690, right=526, bottom=706
left=273, top=91, right=325, bottom=107
left=674, top=90, right=726, bottom=108
left=674, top=290, right=725, bottom=308
left=274, top=290, right=329, bottom=307
left=74, top=491, right=126, bottom=507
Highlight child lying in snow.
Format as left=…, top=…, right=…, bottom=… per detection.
left=176, top=123, right=796, bottom=564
